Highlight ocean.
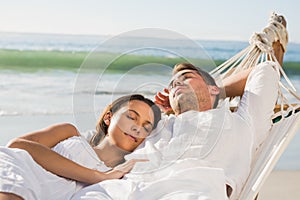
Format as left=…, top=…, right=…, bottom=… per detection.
left=1, top=32, right=300, bottom=61
left=0, top=32, right=300, bottom=170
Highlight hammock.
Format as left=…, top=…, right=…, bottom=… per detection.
left=210, top=12, right=300, bottom=200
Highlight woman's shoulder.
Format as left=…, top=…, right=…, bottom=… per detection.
left=80, top=129, right=97, bottom=142
left=52, top=135, right=108, bottom=170
left=51, top=136, right=83, bottom=155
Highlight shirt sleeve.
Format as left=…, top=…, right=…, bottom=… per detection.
left=80, top=129, right=96, bottom=142
left=236, top=61, right=280, bottom=151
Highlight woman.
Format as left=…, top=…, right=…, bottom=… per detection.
left=0, top=94, right=161, bottom=200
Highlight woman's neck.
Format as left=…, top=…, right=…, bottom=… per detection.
left=93, top=137, right=129, bottom=168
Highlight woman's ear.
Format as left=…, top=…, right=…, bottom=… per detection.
left=103, top=111, right=112, bottom=126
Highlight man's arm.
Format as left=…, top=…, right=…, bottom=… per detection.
left=222, top=40, right=284, bottom=98
left=223, top=16, right=286, bottom=98
left=155, top=15, right=286, bottom=113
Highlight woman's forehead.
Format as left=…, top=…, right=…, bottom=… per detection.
left=128, top=100, right=149, bottom=107
left=127, top=100, right=154, bottom=118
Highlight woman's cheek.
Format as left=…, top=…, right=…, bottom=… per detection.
left=115, top=115, right=132, bottom=133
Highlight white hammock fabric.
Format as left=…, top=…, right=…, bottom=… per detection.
left=239, top=107, right=300, bottom=200
left=210, top=12, right=300, bottom=200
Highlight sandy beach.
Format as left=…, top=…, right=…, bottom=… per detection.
left=259, top=170, right=300, bottom=200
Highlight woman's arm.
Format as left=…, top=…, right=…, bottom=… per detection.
left=6, top=123, right=119, bottom=184
left=7, top=123, right=80, bottom=148
left=10, top=137, right=131, bottom=183
left=6, top=123, right=137, bottom=184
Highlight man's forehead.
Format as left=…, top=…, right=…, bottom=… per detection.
left=170, top=69, right=199, bottom=82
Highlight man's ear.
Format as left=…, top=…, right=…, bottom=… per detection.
left=103, top=111, right=112, bottom=126
left=209, top=85, right=220, bottom=96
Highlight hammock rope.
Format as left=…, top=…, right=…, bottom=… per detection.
left=210, top=12, right=300, bottom=107
left=216, top=12, right=300, bottom=200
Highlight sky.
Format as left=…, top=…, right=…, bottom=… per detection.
left=0, top=0, right=299, bottom=43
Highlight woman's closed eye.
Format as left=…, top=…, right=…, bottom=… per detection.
left=143, top=124, right=152, bottom=134
left=126, top=110, right=153, bottom=135
left=126, top=112, right=137, bottom=120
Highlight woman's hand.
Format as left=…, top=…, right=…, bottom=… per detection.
left=154, top=88, right=173, bottom=114
left=104, top=159, right=148, bottom=180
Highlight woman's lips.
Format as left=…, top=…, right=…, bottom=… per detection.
left=124, top=133, right=137, bottom=142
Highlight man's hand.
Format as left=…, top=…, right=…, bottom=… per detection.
left=154, top=88, right=174, bottom=114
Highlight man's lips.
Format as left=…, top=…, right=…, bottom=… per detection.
left=171, top=86, right=185, bottom=97
left=124, top=133, right=138, bottom=142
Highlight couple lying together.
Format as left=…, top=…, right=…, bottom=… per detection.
left=0, top=17, right=287, bottom=199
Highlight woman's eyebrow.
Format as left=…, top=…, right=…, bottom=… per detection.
left=129, top=109, right=139, bottom=117
left=129, top=109, right=153, bottom=127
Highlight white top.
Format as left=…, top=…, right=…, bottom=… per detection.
left=52, top=136, right=109, bottom=173
left=0, top=136, right=110, bottom=200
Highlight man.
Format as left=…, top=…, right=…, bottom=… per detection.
left=147, top=16, right=286, bottom=198
left=151, top=61, right=279, bottom=199
left=72, top=15, right=286, bottom=200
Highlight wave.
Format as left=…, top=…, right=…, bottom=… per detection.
left=94, top=90, right=156, bottom=95
left=0, top=110, right=72, bottom=117
left=1, top=32, right=299, bottom=61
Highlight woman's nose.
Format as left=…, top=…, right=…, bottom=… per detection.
left=131, top=125, right=141, bottom=135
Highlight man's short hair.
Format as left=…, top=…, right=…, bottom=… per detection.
left=172, top=63, right=219, bottom=108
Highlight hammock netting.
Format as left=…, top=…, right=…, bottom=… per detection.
left=210, top=12, right=300, bottom=200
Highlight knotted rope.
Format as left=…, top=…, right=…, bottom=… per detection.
left=210, top=12, right=300, bottom=104
left=250, top=12, right=288, bottom=53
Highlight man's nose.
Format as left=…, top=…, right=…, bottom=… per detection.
left=172, top=78, right=183, bottom=88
